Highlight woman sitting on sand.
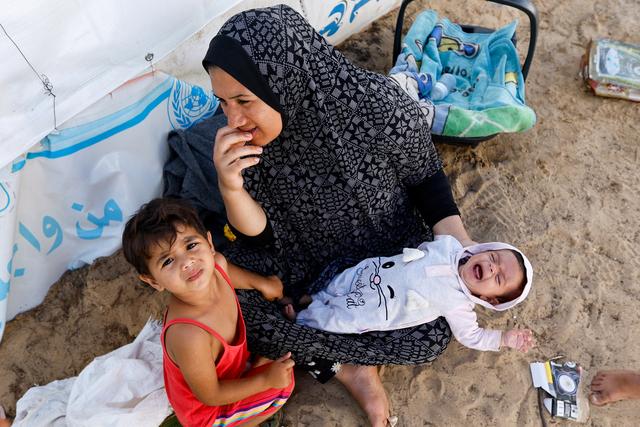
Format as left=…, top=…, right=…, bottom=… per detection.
left=202, top=5, right=475, bottom=426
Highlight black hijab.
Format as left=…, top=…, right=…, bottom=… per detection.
left=203, top=35, right=284, bottom=122
left=202, top=5, right=442, bottom=293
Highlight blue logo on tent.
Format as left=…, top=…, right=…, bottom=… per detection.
left=168, top=80, right=218, bottom=129
left=0, top=182, right=13, bottom=215
left=0, top=244, right=18, bottom=301
left=350, top=0, right=380, bottom=23
left=319, top=1, right=348, bottom=36
left=0, top=281, right=8, bottom=301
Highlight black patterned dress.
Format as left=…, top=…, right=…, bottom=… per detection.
left=203, top=5, right=455, bottom=382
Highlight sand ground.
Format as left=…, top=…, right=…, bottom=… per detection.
left=2, top=0, right=640, bottom=425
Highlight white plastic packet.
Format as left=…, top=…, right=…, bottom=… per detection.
left=530, top=359, right=589, bottom=423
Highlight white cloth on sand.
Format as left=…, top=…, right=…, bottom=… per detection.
left=13, top=319, right=170, bottom=427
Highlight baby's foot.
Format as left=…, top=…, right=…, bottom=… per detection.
left=283, top=304, right=297, bottom=321
left=590, top=370, right=640, bottom=406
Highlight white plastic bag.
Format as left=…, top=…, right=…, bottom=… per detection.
left=13, top=378, right=73, bottom=427
left=13, top=320, right=170, bottom=427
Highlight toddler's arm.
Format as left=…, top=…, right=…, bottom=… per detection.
left=501, top=329, right=535, bottom=352
left=214, top=125, right=268, bottom=236
left=218, top=253, right=284, bottom=301
left=170, top=326, right=293, bottom=406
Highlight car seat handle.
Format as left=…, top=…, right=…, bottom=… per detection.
left=392, top=0, right=538, bottom=80
left=489, top=0, right=538, bottom=80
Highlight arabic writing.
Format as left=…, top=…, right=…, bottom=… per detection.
left=0, top=198, right=124, bottom=301
left=74, top=199, right=123, bottom=240
left=0, top=244, right=18, bottom=301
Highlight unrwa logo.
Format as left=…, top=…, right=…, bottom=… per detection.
left=168, top=79, right=219, bottom=129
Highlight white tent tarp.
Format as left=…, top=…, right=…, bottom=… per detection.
left=0, top=0, right=401, bottom=341
left=0, top=0, right=244, bottom=171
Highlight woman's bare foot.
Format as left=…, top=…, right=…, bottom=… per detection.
left=335, top=364, right=390, bottom=427
left=590, top=370, right=640, bottom=406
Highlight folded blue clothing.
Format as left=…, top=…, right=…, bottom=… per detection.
left=389, top=10, right=536, bottom=138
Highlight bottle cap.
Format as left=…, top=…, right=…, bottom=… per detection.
left=431, top=73, right=456, bottom=101
left=439, top=73, right=457, bottom=90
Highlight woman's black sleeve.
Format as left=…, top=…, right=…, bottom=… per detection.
left=228, top=220, right=275, bottom=247
left=407, top=169, right=460, bottom=228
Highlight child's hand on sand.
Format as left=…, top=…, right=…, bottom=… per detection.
left=501, top=329, right=535, bottom=352
left=264, top=352, right=295, bottom=389
left=256, top=275, right=284, bottom=301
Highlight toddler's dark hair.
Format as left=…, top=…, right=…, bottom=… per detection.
left=122, top=198, right=208, bottom=275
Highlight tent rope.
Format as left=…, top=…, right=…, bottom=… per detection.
left=297, top=0, right=308, bottom=19
left=1, top=22, right=58, bottom=129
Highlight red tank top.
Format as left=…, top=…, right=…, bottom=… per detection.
left=161, top=263, right=250, bottom=426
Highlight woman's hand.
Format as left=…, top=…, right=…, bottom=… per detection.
left=213, top=125, right=268, bottom=235
left=213, top=126, right=263, bottom=192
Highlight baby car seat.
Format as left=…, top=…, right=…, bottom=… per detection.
left=391, top=0, right=538, bottom=146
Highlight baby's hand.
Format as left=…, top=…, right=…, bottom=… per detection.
left=263, top=352, right=295, bottom=389
left=256, top=275, right=284, bottom=301
left=501, top=329, right=535, bottom=352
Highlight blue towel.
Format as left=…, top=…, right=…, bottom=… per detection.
left=390, top=10, right=536, bottom=137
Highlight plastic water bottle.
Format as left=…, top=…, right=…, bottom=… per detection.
left=431, top=73, right=456, bottom=101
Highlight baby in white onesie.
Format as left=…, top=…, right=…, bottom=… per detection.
left=285, top=235, right=534, bottom=352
